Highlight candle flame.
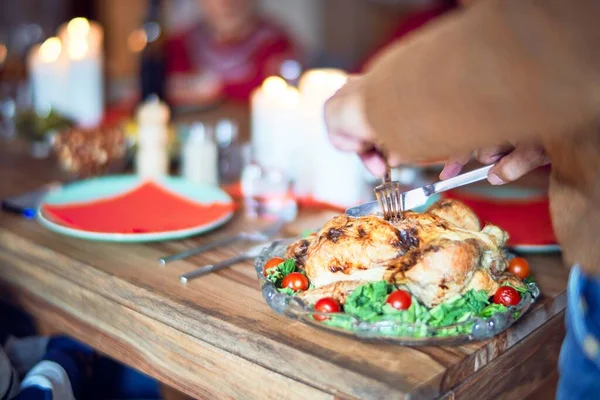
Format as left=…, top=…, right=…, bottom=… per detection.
left=299, top=69, right=348, bottom=94
left=67, top=17, right=91, bottom=38
left=262, top=76, right=288, bottom=96
left=68, top=39, right=89, bottom=60
left=39, top=37, right=62, bottom=63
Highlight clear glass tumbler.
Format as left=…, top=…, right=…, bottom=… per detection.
left=241, top=162, right=297, bottom=222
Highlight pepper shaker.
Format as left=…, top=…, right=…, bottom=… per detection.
left=215, top=119, right=242, bottom=184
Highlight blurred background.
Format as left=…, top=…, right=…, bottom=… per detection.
left=1, top=0, right=459, bottom=213
left=0, top=0, right=451, bottom=107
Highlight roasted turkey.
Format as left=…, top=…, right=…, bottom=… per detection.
left=287, top=199, right=514, bottom=308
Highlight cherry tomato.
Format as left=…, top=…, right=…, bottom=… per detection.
left=493, top=286, right=521, bottom=306
left=386, top=289, right=412, bottom=310
left=281, top=272, right=309, bottom=292
left=263, top=257, right=285, bottom=277
left=508, top=257, right=530, bottom=280
left=313, top=297, right=341, bottom=321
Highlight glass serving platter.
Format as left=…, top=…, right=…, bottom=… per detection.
left=255, top=239, right=540, bottom=346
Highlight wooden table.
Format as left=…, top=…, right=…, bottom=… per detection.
left=0, top=138, right=568, bottom=400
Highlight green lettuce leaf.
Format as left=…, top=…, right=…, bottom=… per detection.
left=266, top=267, right=281, bottom=283
left=321, top=314, right=356, bottom=330
left=343, top=281, right=392, bottom=321
left=266, top=258, right=297, bottom=284
left=435, top=323, right=474, bottom=337
left=314, top=283, right=514, bottom=338
left=503, top=282, right=528, bottom=294
left=479, top=303, right=508, bottom=318
left=464, top=290, right=491, bottom=313
left=426, top=290, right=490, bottom=328
left=279, top=259, right=296, bottom=275
left=523, top=276, right=536, bottom=285
left=278, top=287, right=295, bottom=296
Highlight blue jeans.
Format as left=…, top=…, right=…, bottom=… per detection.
left=557, top=266, right=600, bottom=400
left=0, top=302, right=160, bottom=400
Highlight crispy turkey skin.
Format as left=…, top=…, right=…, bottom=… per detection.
left=287, top=199, right=511, bottom=308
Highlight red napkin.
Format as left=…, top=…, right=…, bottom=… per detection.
left=43, top=182, right=235, bottom=234
left=444, top=191, right=556, bottom=246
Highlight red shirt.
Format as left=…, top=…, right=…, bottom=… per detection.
left=166, top=20, right=297, bottom=102
left=357, top=2, right=457, bottom=72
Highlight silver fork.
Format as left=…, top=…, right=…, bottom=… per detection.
left=374, top=166, right=402, bottom=221
left=179, top=242, right=268, bottom=283
left=159, top=219, right=285, bottom=265
left=375, top=164, right=494, bottom=220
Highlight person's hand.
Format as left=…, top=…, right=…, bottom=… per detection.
left=440, top=143, right=550, bottom=184
left=325, top=78, right=550, bottom=183
left=324, top=76, right=389, bottom=177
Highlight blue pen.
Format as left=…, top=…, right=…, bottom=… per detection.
left=2, top=183, right=60, bottom=219
left=1, top=201, right=37, bottom=219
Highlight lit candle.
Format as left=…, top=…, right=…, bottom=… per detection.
left=297, top=69, right=369, bottom=207
left=250, top=76, right=300, bottom=177
left=57, top=18, right=104, bottom=127
left=27, top=37, right=63, bottom=115
left=58, top=17, right=103, bottom=57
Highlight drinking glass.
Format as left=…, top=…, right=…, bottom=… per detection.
left=241, top=162, right=297, bottom=222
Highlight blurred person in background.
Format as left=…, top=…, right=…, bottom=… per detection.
left=357, top=0, right=461, bottom=72
left=325, top=1, right=600, bottom=399
left=165, top=0, right=299, bottom=105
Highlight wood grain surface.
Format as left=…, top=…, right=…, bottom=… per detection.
left=0, top=138, right=568, bottom=400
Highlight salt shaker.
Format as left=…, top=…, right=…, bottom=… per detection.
left=181, top=122, right=218, bottom=186
left=215, top=119, right=242, bottom=184
left=135, top=96, right=170, bottom=179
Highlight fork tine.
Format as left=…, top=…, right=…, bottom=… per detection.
left=388, top=185, right=396, bottom=221
left=375, top=185, right=387, bottom=220
left=385, top=189, right=393, bottom=221
left=376, top=172, right=406, bottom=221
left=385, top=190, right=392, bottom=220
left=386, top=189, right=394, bottom=220
left=389, top=185, right=397, bottom=221
left=393, top=182, right=402, bottom=220
left=380, top=190, right=389, bottom=220
left=375, top=182, right=403, bottom=222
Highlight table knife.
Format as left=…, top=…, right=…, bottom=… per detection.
left=179, top=242, right=270, bottom=284
left=346, top=165, right=494, bottom=217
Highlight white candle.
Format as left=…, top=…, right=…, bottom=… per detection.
left=297, top=69, right=369, bottom=207
left=27, top=37, right=63, bottom=115
left=58, top=18, right=104, bottom=127
left=250, top=76, right=300, bottom=177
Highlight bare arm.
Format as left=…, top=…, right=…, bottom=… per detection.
left=363, top=0, right=600, bottom=164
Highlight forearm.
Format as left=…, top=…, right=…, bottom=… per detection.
left=364, top=0, right=600, bottom=162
